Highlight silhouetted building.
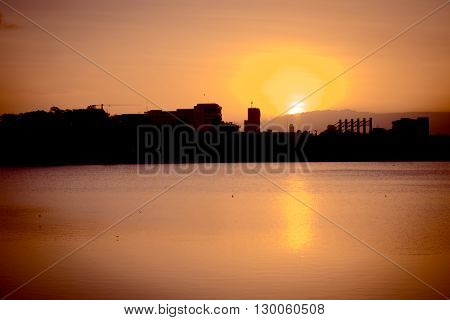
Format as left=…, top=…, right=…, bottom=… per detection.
left=143, top=103, right=240, bottom=131
left=392, top=117, right=429, bottom=138
left=244, top=107, right=260, bottom=132
left=194, top=103, right=222, bottom=128
left=145, top=104, right=223, bottom=128
left=289, top=124, right=295, bottom=133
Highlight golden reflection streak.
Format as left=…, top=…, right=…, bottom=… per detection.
left=280, top=183, right=313, bottom=251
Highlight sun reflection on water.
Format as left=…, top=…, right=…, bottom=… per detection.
left=280, top=186, right=313, bottom=251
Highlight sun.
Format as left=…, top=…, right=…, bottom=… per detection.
left=288, top=102, right=305, bottom=115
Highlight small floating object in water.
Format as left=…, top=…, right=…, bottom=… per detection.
left=231, top=194, right=234, bottom=198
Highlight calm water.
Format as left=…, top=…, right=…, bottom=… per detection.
left=0, top=163, right=449, bottom=299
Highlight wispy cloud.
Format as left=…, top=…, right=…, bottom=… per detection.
left=0, top=11, right=18, bottom=30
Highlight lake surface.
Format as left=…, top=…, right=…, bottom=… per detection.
left=0, top=163, right=449, bottom=299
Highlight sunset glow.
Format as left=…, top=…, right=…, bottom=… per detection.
left=230, top=46, right=348, bottom=116
left=0, top=1, right=448, bottom=120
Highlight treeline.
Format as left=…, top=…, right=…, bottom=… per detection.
left=0, top=106, right=110, bottom=129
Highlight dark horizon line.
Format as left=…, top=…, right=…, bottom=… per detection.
left=2, top=104, right=449, bottom=118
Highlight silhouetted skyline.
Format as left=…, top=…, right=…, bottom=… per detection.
left=1, top=103, right=448, bottom=165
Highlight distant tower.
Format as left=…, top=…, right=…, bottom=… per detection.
left=289, top=124, right=295, bottom=133
left=244, top=106, right=261, bottom=132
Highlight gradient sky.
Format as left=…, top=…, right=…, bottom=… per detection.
left=0, top=0, right=449, bottom=121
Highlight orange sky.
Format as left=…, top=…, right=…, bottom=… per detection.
left=0, top=0, right=449, bottom=122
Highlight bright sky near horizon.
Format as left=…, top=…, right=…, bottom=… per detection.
left=0, top=0, right=449, bottom=121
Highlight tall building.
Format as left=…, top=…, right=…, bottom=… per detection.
left=244, top=107, right=260, bottom=132
left=289, top=124, right=295, bottom=133
left=193, top=103, right=222, bottom=128
left=145, top=103, right=224, bottom=129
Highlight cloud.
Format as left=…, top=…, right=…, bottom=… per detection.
left=0, top=11, right=18, bottom=30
